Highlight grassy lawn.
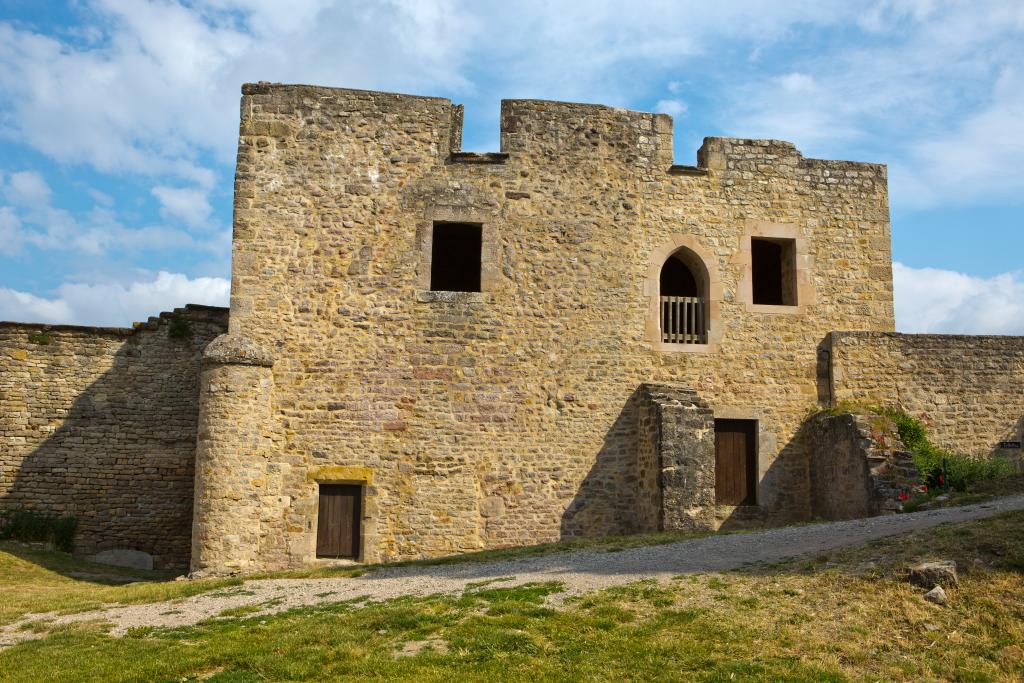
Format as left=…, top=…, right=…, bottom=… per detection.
left=0, top=543, right=246, bottom=627
left=0, top=526, right=722, bottom=627
left=2, top=512, right=1022, bottom=682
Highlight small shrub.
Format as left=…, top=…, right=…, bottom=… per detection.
left=873, top=406, right=1013, bottom=491
left=27, top=330, right=53, bottom=345
left=942, top=454, right=1014, bottom=491
left=167, top=316, right=192, bottom=341
left=0, top=509, right=77, bottom=552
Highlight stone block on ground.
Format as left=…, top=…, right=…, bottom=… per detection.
left=923, top=585, right=948, bottom=606
left=90, top=548, right=154, bottom=571
left=909, top=560, right=958, bottom=588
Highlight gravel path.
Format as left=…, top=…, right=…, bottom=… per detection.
left=3, top=494, right=1023, bottom=648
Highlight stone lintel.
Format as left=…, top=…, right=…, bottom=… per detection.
left=307, top=465, right=374, bottom=485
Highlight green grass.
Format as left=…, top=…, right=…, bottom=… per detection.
left=2, top=512, right=1023, bottom=682
left=0, top=526, right=725, bottom=628
left=0, top=542, right=245, bottom=627
left=902, top=473, right=1024, bottom=512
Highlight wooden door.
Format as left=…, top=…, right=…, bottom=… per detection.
left=316, top=484, right=361, bottom=558
left=715, top=420, right=757, bottom=505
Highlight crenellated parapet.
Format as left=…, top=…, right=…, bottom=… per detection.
left=221, top=82, right=898, bottom=570
left=234, top=82, right=886, bottom=182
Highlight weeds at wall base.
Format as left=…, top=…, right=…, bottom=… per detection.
left=818, top=402, right=1015, bottom=494
left=0, top=510, right=77, bottom=552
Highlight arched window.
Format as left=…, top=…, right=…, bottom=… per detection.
left=659, top=249, right=708, bottom=344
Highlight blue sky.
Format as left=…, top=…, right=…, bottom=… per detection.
left=0, top=0, right=1022, bottom=332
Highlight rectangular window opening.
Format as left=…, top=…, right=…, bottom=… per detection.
left=316, top=483, right=362, bottom=559
left=714, top=419, right=758, bottom=506
left=430, top=222, right=482, bottom=292
left=751, top=237, right=797, bottom=306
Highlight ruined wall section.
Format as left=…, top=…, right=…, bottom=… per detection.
left=829, top=332, right=1024, bottom=458
left=0, top=306, right=228, bottom=568
left=222, top=83, right=894, bottom=571
left=809, top=411, right=919, bottom=520
left=638, top=384, right=715, bottom=531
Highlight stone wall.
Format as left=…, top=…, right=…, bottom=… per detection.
left=829, top=332, right=1024, bottom=458
left=0, top=306, right=227, bottom=568
left=213, top=82, right=894, bottom=571
left=809, top=411, right=920, bottom=520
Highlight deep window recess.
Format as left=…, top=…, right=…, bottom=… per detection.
left=660, top=256, right=699, bottom=297
left=659, top=251, right=708, bottom=344
left=430, top=222, right=482, bottom=292
left=751, top=237, right=797, bottom=306
left=714, top=419, right=758, bottom=506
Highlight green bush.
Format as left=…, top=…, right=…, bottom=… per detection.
left=27, top=330, right=53, bottom=345
left=167, top=316, right=192, bottom=341
left=0, top=509, right=77, bottom=552
left=873, top=406, right=1013, bottom=491
left=942, top=455, right=1014, bottom=491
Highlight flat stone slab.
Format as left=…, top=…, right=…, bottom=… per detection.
left=90, top=549, right=154, bottom=571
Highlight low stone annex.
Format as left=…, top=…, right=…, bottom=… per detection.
left=2, top=83, right=1022, bottom=574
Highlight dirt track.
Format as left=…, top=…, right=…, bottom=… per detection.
left=3, top=494, right=1022, bottom=648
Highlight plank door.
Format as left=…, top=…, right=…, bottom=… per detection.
left=714, top=419, right=757, bottom=505
left=316, top=484, right=361, bottom=559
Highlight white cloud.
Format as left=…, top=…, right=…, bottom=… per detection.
left=0, top=271, right=230, bottom=327
left=152, top=185, right=213, bottom=228
left=895, top=66, right=1024, bottom=207
left=894, top=261, right=1024, bottom=334
left=0, top=167, right=210, bottom=256
left=0, top=206, right=23, bottom=254
left=4, top=170, right=52, bottom=206
left=778, top=72, right=816, bottom=93
left=655, top=99, right=687, bottom=118
left=0, top=0, right=478, bottom=184
left=722, top=1, right=1024, bottom=206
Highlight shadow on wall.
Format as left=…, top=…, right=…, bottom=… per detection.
left=0, top=307, right=227, bottom=570
left=558, top=384, right=816, bottom=539
left=559, top=390, right=646, bottom=540
left=716, top=417, right=814, bottom=532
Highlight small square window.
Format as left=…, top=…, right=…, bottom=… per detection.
left=430, top=222, right=482, bottom=292
left=751, top=237, right=797, bottom=306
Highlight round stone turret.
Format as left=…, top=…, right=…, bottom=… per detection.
left=190, top=334, right=277, bottom=576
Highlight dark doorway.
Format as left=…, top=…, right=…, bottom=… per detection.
left=751, top=237, right=796, bottom=305
left=316, top=484, right=362, bottom=559
left=430, top=222, right=482, bottom=292
left=714, top=419, right=757, bottom=505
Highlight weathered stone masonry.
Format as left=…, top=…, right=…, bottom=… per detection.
left=209, top=82, right=897, bottom=573
left=0, top=306, right=227, bottom=568
left=2, top=82, right=1021, bottom=574
left=829, top=332, right=1024, bottom=459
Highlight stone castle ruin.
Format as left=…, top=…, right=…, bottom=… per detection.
left=2, top=83, right=1022, bottom=574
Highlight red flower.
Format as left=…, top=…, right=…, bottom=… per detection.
left=898, top=491, right=909, bottom=502
left=938, top=475, right=945, bottom=485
